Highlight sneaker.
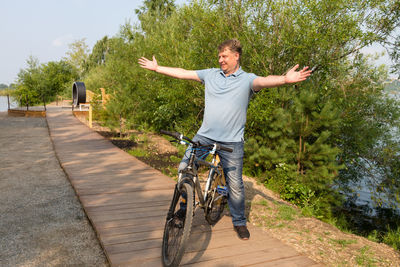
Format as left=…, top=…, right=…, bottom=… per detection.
left=234, top=225, right=250, bottom=240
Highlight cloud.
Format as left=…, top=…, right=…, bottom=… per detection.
left=52, top=34, right=74, bottom=47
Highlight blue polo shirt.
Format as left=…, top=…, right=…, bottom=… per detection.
left=196, top=67, right=258, bottom=142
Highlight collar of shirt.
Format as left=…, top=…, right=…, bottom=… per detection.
left=219, top=66, right=244, bottom=78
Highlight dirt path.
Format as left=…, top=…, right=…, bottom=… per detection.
left=0, top=112, right=108, bottom=266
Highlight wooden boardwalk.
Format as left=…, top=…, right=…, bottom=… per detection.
left=46, top=107, right=321, bottom=267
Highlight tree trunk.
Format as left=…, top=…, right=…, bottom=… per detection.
left=119, top=114, right=123, bottom=138
left=298, top=134, right=302, bottom=174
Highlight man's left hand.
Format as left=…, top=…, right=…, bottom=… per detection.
left=285, top=65, right=312, bottom=84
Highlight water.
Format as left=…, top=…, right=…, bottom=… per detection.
left=335, top=90, right=400, bottom=234
left=0, top=96, right=17, bottom=111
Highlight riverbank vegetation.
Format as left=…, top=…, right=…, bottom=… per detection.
left=11, top=52, right=80, bottom=107
left=0, top=84, right=15, bottom=96
left=14, top=0, right=400, bottom=251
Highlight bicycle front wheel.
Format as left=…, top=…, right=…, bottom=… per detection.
left=162, top=182, right=194, bottom=267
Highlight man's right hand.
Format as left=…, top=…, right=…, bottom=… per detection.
left=138, top=56, right=158, bottom=71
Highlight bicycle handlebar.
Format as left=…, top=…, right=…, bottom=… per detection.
left=213, top=143, right=233, bottom=153
left=160, top=130, right=233, bottom=153
left=160, top=130, right=181, bottom=140
left=160, top=130, right=192, bottom=143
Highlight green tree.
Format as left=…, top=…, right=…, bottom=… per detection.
left=136, top=0, right=176, bottom=24
left=14, top=56, right=43, bottom=107
left=84, top=36, right=109, bottom=73
left=14, top=56, right=77, bottom=107
left=42, top=60, right=78, bottom=100
left=83, top=0, right=400, bottom=226
left=65, top=38, right=89, bottom=78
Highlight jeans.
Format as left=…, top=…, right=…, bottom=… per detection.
left=178, top=134, right=246, bottom=226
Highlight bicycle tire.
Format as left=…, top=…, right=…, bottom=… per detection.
left=162, top=182, right=194, bottom=267
left=205, top=170, right=227, bottom=225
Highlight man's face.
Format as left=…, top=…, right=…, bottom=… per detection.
left=218, top=48, right=239, bottom=75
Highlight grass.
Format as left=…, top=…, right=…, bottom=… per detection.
left=329, top=238, right=357, bottom=248
left=127, top=148, right=150, bottom=158
left=277, top=205, right=298, bottom=221
left=163, top=165, right=178, bottom=178
left=383, top=226, right=400, bottom=250
left=255, top=199, right=270, bottom=207
left=169, top=155, right=182, bottom=164
left=251, top=200, right=301, bottom=230
left=355, top=246, right=378, bottom=267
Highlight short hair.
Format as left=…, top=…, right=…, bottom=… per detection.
left=218, top=39, right=242, bottom=59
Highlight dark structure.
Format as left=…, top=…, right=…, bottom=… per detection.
left=72, top=82, right=86, bottom=106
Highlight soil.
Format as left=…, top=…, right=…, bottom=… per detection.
left=75, top=114, right=400, bottom=266
left=0, top=112, right=108, bottom=267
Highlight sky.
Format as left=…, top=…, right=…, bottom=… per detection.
left=0, top=0, right=185, bottom=85
left=0, top=0, right=395, bottom=85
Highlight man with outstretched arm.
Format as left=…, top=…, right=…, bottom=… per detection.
left=138, top=39, right=312, bottom=240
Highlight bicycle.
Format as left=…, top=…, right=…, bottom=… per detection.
left=160, top=130, right=233, bottom=267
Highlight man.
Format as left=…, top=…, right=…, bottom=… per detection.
left=138, top=39, right=311, bottom=240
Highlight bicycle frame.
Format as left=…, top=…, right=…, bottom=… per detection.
left=178, top=143, right=223, bottom=208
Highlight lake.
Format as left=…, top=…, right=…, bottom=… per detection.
left=0, top=96, right=17, bottom=111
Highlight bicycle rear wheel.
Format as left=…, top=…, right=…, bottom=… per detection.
left=162, top=182, right=194, bottom=267
left=205, top=170, right=227, bottom=225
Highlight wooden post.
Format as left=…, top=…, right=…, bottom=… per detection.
left=43, top=95, right=46, bottom=111
left=89, top=104, right=93, bottom=128
left=7, top=94, right=10, bottom=110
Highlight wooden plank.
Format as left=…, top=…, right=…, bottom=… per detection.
left=107, top=247, right=161, bottom=266
left=88, top=207, right=168, bottom=222
left=182, top=251, right=293, bottom=267
left=101, top=229, right=164, bottom=246
left=93, top=215, right=166, bottom=230
left=106, top=238, right=162, bottom=254
left=85, top=200, right=169, bottom=212
left=180, top=240, right=298, bottom=266
left=79, top=189, right=173, bottom=207
left=75, top=182, right=174, bottom=196
left=97, top=221, right=165, bottom=237
left=116, top=257, right=162, bottom=267
left=73, top=178, right=173, bottom=189
left=70, top=175, right=169, bottom=186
